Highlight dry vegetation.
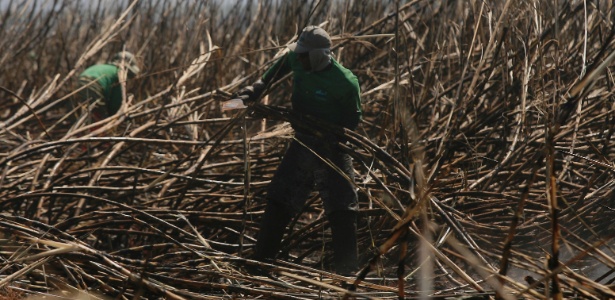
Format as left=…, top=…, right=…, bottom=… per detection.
left=1, top=0, right=615, bottom=299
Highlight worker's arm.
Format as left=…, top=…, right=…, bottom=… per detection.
left=237, top=53, right=291, bottom=103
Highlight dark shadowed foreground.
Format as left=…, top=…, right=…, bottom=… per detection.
left=1, top=1, right=615, bottom=299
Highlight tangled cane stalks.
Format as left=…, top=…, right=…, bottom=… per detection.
left=2, top=0, right=615, bottom=299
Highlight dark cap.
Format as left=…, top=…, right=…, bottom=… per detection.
left=288, top=26, right=331, bottom=53
left=109, top=51, right=140, bottom=75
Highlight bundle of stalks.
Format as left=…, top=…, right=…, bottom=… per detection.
left=1, top=0, right=615, bottom=299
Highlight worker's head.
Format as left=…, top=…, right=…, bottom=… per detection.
left=109, top=51, right=140, bottom=76
left=289, top=26, right=331, bottom=53
left=288, top=26, right=332, bottom=72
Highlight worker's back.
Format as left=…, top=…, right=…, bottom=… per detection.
left=79, top=64, right=123, bottom=115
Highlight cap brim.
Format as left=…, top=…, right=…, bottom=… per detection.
left=128, top=65, right=140, bottom=75
left=111, top=62, right=140, bottom=75
left=288, top=42, right=310, bottom=54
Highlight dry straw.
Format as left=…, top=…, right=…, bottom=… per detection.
left=1, top=0, right=615, bottom=299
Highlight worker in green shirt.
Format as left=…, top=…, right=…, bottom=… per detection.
left=238, top=26, right=362, bottom=275
left=73, top=51, right=140, bottom=126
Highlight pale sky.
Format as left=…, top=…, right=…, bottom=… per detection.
left=0, top=0, right=254, bottom=12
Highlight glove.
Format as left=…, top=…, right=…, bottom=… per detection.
left=236, top=79, right=266, bottom=104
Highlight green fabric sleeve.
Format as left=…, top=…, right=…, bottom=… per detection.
left=339, top=85, right=362, bottom=130
left=261, top=53, right=292, bottom=84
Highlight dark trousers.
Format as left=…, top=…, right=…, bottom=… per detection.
left=267, top=132, right=358, bottom=215
left=253, top=133, right=359, bottom=274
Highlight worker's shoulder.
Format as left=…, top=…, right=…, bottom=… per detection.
left=80, top=63, right=119, bottom=77
left=330, top=61, right=359, bottom=85
left=330, top=58, right=356, bottom=74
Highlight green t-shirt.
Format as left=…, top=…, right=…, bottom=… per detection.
left=262, top=52, right=362, bottom=130
left=79, top=64, right=123, bottom=115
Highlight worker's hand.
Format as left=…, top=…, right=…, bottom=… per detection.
left=236, top=79, right=266, bottom=104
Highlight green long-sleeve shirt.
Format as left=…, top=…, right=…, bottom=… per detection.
left=262, top=52, right=362, bottom=130
left=79, top=64, right=123, bottom=115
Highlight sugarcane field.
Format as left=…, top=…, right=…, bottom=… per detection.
left=2, top=0, right=615, bottom=299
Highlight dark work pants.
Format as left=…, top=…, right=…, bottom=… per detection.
left=267, top=132, right=358, bottom=215
left=253, top=132, right=359, bottom=274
